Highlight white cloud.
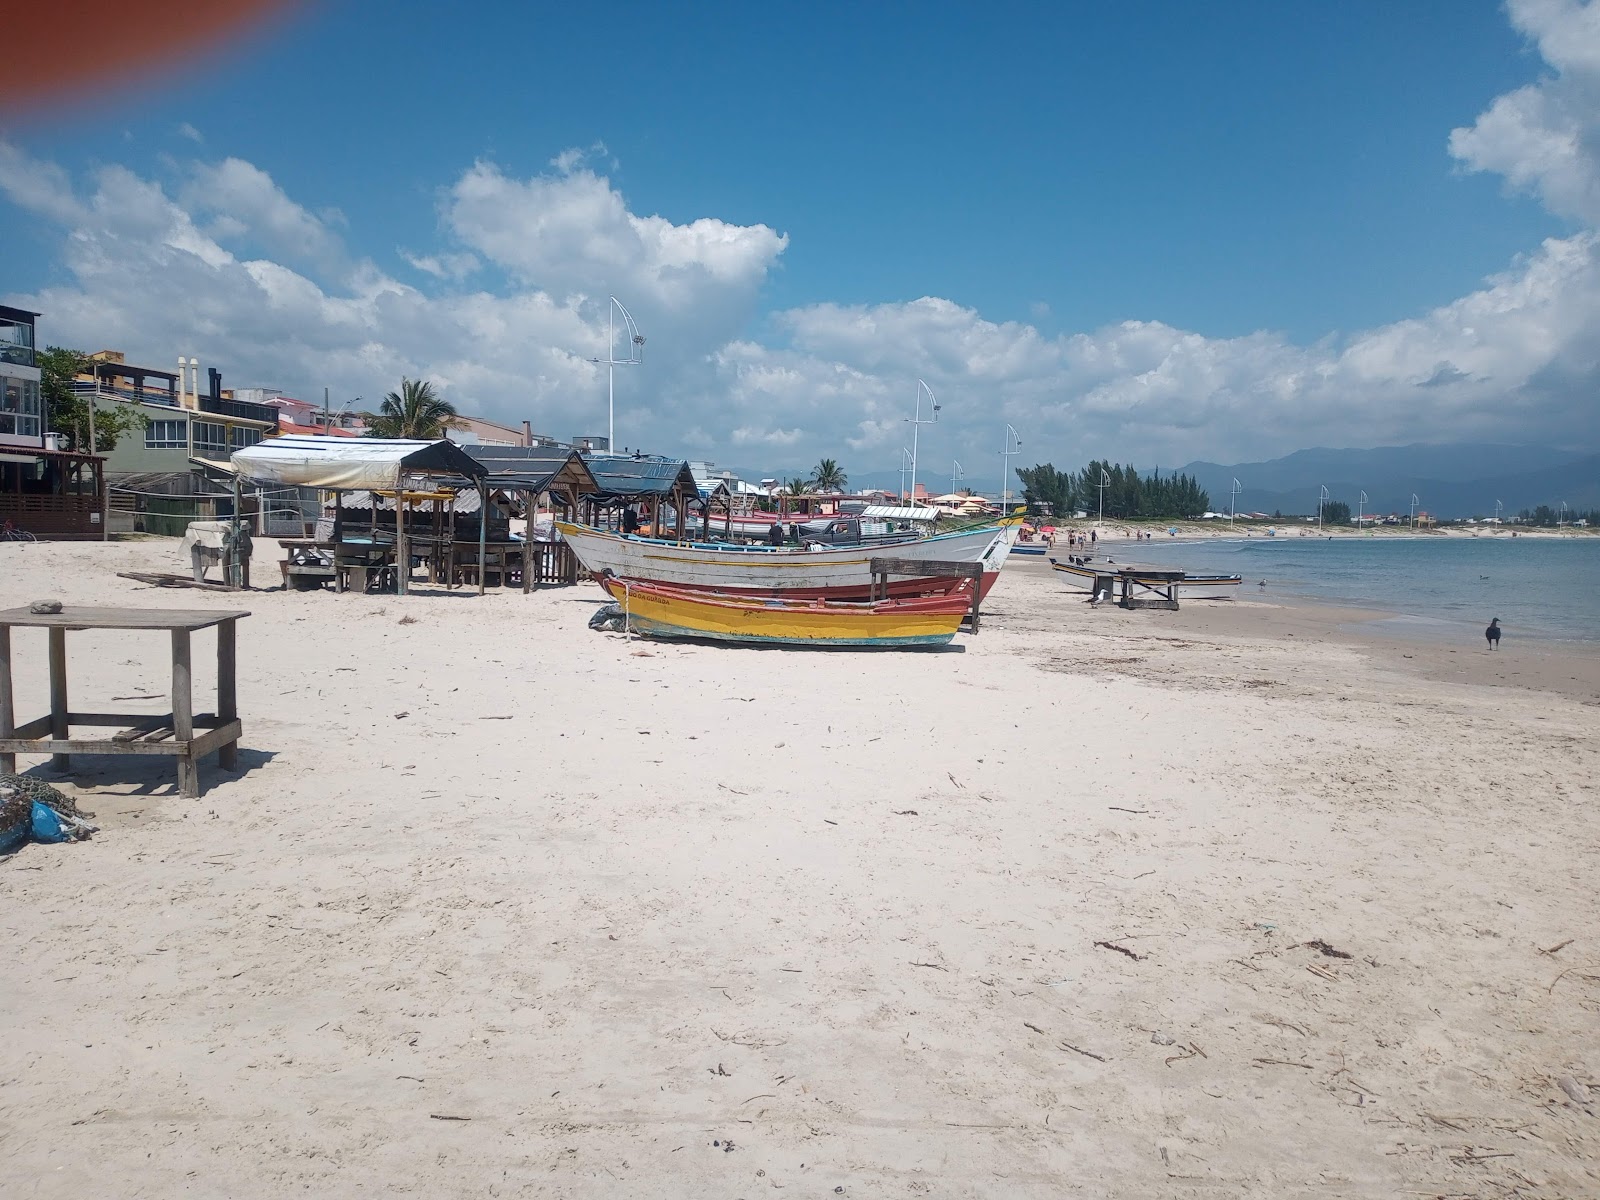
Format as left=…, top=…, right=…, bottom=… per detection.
left=177, top=122, right=204, bottom=144
left=6, top=5, right=1600, bottom=486
left=400, top=249, right=481, bottom=280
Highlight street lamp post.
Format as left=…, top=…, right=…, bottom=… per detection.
left=1230, top=477, right=1242, bottom=527
left=1410, top=493, right=1420, bottom=530
left=1358, top=490, right=1368, bottom=529
left=905, top=380, right=940, bottom=507
left=1494, top=499, right=1503, bottom=525
left=999, top=424, right=1021, bottom=508
left=588, top=295, right=644, bottom=453
left=1097, top=468, right=1110, bottom=525
left=1318, top=484, right=1330, bottom=533
left=898, top=447, right=913, bottom=503
left=951, top=459, right=963, bottom=495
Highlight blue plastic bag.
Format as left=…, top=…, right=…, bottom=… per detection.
left=30, top=800, right=70, bottom=844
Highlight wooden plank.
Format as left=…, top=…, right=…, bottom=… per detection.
left=10, top=714, right=51, bottom=740
left=117, top=571, right=239, bottom=591
left=113, top=715, right=169, bottom=742
left=868, top=557, right=982, bottom=579
left=172, top=628, right=197, bottom=797
left=0, top=624, right=12, bottom=774
left=48, top=627, right=68, bottom=770
left=217, top=618, right=237, bottom=770
left=0, top=606, right=251, bottom=631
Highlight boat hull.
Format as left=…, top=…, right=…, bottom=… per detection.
left=599, top=578, right=969, bottom=647
left=1049, top=558, right=1242, bottom=599
left=558, top=521, right=1016, bottom=600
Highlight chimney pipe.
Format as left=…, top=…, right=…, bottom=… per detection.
left=522, top=420, right=532, bottom=447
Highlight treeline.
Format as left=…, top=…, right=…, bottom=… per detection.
left=1514, top=505, right=1599, bottom=526
left=1016, top=461, right=1210, bottom=519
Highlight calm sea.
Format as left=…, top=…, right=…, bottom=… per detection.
left=1126, top=534, right=1600, bottom=643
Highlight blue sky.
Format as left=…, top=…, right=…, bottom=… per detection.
left=5, top=0, right=1599, bottom=481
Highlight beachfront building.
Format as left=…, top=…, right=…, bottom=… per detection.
left=0, top=305, right=44, bottom=453
left=75, top=352, right=278, bottom=480
left=0, top=306, right=108, bottom=539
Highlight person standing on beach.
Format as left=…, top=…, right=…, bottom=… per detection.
left=621, top=506, right=640, bottom=535
left=1486, top=618, right=1501, bottom=650
left=1091, top=530, right=1097, bottom=547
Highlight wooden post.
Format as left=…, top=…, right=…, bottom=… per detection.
left=0, top=625, right=14, bottom=775
left=48, top=627, right=69, bottom=771
left=172, top=628, right=197, bottom=797
left=477, top=479, right=488, bottom=596
left=100, top=460, right=109, bottom=542
left=397, top=485, right=409, bottom=596
left=217, top=618, right=237, bottom=770
left=522, top=488, right=534, bottom=594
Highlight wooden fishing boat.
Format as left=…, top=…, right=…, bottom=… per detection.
left=1049, top=557, right=1242, bottom=599
left=597, top=576, right=972, bottom=647
left=557, top=519, right=1019, bottom=600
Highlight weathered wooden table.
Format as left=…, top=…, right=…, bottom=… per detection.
left=0, top=605, right=250, bottom=798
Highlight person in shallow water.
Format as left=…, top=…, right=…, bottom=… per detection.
left=1486, top=617, right=1502, bottom=650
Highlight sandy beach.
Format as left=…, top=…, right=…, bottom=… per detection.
left=2, top=540, right=1598, bottom=1198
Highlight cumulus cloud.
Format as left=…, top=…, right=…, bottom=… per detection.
left=4, top=3, right=1600, bottom=479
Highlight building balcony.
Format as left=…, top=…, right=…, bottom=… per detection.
left=198, top=394, right=278, bottom=424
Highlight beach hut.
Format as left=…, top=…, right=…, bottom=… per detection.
left=229, top=435, right=488, bottom=595
left=456, top=445, right=602, bottom=589
left=583, top=456, right=705, bottom=539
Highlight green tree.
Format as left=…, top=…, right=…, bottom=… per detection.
left=39, top=346, right=147, bottom=453
left=1016, top=463, right=1077, bottom=516
left=810, top=458, right=848, bottom=492
left=1321, top=500, right=1351, bottom=525
left=363, top=378, right=460, bottom=439
left=782, top=476, right=810, bottom=497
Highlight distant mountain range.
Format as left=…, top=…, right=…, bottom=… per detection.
left=1175, top=444, right=1598, bottom=519
left=743, top=443, right=1597, bottom=519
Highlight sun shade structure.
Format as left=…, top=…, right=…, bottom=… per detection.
left=229, top=435, right=490, bottom=597
left=229, top=435, right=486, bottom=490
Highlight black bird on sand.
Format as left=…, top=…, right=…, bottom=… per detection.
left=1485, top=617, right=1502, bottom=650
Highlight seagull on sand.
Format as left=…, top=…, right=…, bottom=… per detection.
left=1485, top=617, right=1502, bottom=650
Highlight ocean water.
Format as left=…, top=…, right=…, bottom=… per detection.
left=1124, top=534, right=1600, bottom=643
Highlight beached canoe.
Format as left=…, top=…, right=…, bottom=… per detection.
left=1049, top=557, right=1243, bottom=599
left=598, top=577, right=972, bottom=647
left=557, top=520, right=1019, bottom=600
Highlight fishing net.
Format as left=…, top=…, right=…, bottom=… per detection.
left=0, top=772, right=95, bottom=829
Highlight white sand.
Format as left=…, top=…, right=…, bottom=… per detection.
left=2, top=541, right=1597, bottom=1197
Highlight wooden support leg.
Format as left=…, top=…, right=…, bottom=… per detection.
left=217, top=619, right=237, bottom=770
left=0, top=625, right=14, bottom=775
left=48, top=627, right=69, bottom=771
left=172, top=628, right=198, bottom=798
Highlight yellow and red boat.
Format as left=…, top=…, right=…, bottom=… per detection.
left=598, top=576, right=973, bottom=647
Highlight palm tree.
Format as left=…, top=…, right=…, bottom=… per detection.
left=364, top=378, right=460, bottom=439
left=783, top=476, right=810, bottom=497
left=810, top=458, right=848, bottom=493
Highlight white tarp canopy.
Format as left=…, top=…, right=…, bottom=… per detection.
left=861, top=504, right=943, bottom=522
left=229, top=435, right=486, bottom=491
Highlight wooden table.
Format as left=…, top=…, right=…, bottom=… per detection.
left=0, top=606, right=250, bottom=798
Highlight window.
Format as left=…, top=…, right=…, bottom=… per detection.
left=229, top=425, right=264, bottom=448
left=193, top=421, right=227, bottom=453
left=0, top=374, right=40, bottom=438
left=146, top=419, right=187, bottom=449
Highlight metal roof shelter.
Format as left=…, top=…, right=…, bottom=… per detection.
left=587, top=455, right=698, bottom=501
left=229, top=435, right=491, bottom=596
left=459, top=444, right=599, bottom=500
